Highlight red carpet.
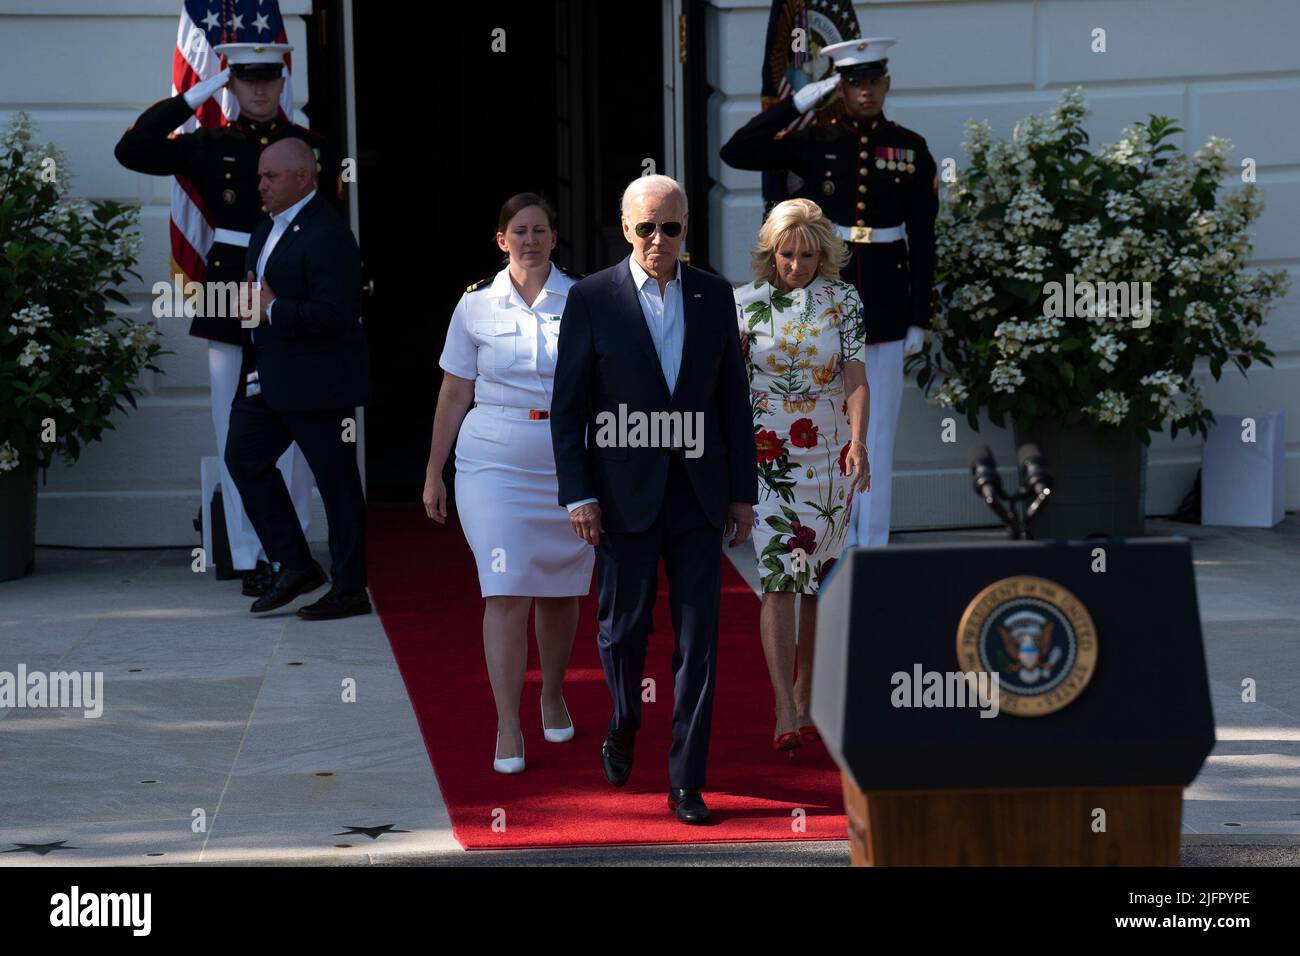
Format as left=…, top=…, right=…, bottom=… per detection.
left=366, top=504, right=848, bottom=849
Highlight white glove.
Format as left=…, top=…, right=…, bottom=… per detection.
left=183, top=68, right=231, bottom=111
left=903, top=326, right=926, bottom=356
left=792, top=75, right=840, bottom=113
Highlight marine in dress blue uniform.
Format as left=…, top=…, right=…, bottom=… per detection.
left=721, top=37, right=938, bottom=547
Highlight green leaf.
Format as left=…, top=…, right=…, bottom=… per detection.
left=765, top=515, right=793, bottom=534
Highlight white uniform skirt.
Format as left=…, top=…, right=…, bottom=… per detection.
left=454, top=405, right=595, bottom=597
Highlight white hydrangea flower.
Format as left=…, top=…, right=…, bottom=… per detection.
left=989, top=361, right=1025, bottom=394
left=1193, top=135, right=1231, bottom=179
left=1006, top=186, right=1056, bottom=231
left=80, top=328, right=112, bottom=349
left=1104, top=190, right=1142, bottom=223
left=9, top=304, right=53, bottom=331
left=1049, top=87, right=1089, bottom=127
left=934, top=375, right=969, bottom=408
left=1090, top=333, right=1127, bottom=372
left=993, top=315, right=1066, bottom=358
left=0, top=442, right=20, bottom=473
left=1087, top=389, right=1131, bottom=425
left=1140, top=370, right=1184, bottom=418
left=18, top=340, right=50, bottom=367
left=1099, top=125, right=1152, bottom=168
left=1013, top=244, right=1049, bottom=281
left=962, top=118, right=993, bottom=156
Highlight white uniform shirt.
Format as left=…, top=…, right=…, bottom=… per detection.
left=439, top=263, right=575, bottom=409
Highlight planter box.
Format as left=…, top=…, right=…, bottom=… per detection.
left=1, top=465, right=38, bottom=581
left=1012, top=420, right=1146, bottom=540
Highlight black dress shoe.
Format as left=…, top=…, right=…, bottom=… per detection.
left=297, top=587, right=372, bottom=621
left=668, top=788, right=710, bottom=825
left=601, top=730, right=635, bottom=787
left=241, top=561, right=274, bottom=597
left=249, top=561, right=327, bottom=613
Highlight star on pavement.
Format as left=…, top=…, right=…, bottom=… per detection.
left=332, top=824, right=410, bottom=840
left=3, top=841, right=80, bottom=856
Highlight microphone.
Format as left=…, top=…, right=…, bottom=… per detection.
left=1018, top=443, right=1053, bottom=500
left=969, top=445, right=1016, bottom=533
left=969, top=445, right=1005, bottom=505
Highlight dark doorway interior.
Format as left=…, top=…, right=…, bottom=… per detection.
left=347, top=0, right=665, bottom=503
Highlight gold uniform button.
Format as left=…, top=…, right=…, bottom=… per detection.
left=859, top=135, right=867, bottom=144
left=859, top=151, right=868, bottom=160
left=224, top=172, right=232, bottom=180
left=895, top=177, right=902, bottom=183
left=824, top=170, right=833, bottom=177
left=260, top=136, right=269, bottom=145
left=859, top=167, right=868, bottom=175
left=213, top=260, right=221, bottom=267
left=856, top=202, right=865, bottom=210
left=858, top=185, right=866, bottom=193
left=856, top=220, right=865, bottom=227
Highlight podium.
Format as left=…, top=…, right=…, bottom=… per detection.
left=812, top=538, right=1214, bottom=866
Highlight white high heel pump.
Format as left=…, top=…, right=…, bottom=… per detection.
left=541, top=698, right=575, bottom=743
left=493, top=731, right=525, bottom=774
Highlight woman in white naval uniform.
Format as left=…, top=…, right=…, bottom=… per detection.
left=424, top=194, right=594, bottom=774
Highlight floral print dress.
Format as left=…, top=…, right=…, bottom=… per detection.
left=734, top=276, right=866, bottom=594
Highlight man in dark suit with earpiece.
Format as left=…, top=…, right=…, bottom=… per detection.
left=226, top=137, right=372, bottom=621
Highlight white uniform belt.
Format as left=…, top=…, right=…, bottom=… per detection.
left=213, top=228, right=252, bottom=247
left=477, top=404, right=550, bottom=420
left=835, top=223, right=905, bottom=244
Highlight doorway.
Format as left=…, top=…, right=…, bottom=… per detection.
left=342, top=0, right=666, bottom=502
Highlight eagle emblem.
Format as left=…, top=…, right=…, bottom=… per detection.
left=956, top=575, right=1097, bottom=717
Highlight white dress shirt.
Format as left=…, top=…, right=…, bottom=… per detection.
left=629, top=255, right=684, bottom=394
left=564, top=256, right=685, bottom=514
left=255, top=189, right=317, bottom=324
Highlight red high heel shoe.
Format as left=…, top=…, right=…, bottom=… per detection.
left=773, top=732, right=801, bottom=754
left=798, top=724, right=820, bottom=744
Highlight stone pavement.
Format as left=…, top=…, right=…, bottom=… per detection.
left=0, top=516, right=1296, bottom=866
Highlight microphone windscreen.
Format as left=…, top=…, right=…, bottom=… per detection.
left=969, top=444, right=995, bottom=470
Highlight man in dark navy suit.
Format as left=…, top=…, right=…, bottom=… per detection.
left=551, top=175, right=758, bottom=824
left=225, top=138, right=372, bottom=621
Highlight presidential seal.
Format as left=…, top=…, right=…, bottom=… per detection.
left=956, top=575, right=1097, bottom=717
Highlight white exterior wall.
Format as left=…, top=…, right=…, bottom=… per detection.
left=708, top=0, right=1300, bottom=529
left=0, top=0, right=327, bottom=546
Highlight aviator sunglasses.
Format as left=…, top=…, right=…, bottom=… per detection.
left=632, top=220, right=683, bottom=239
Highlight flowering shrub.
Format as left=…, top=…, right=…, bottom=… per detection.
left=909, top=88, right=1289, bottom=441
left=0, top=112, right=164, bottom=473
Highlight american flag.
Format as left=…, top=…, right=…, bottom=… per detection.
left=169, top=0, right=293, bottom=282
left=759, top=0, right=862, bottom=208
